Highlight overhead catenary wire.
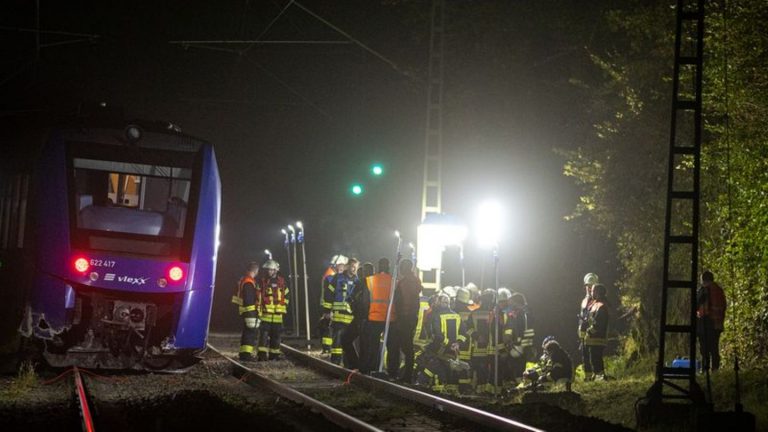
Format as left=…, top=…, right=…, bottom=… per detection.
left=240, top=0, right=296, bottom=55
left=290, top=1, right=411, bottom=79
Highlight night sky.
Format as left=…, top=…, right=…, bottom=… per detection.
left=1, top=1, right=620, bottom=352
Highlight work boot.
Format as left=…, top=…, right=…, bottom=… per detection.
left=239, top=353, right=256, bottom=362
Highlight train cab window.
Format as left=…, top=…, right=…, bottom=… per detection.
left=70, top=157, right=195, bottom=257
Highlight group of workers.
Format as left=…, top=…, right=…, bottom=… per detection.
left=231, top=250, right=729, bottom=394
left=231, top=252, right=615, bottom=393
left=315, top=255, right=611, bottom=394
left=232, top=260, right=289, bottom=361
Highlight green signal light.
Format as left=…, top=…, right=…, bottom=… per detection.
left=351, top=184, right=364, bottom=196
left=371, top=164, right=384, bottom=176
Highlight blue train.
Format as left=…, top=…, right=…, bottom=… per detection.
left=18, top=118, right=221, bottom=370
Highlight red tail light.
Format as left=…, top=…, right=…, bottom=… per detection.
left=74, top=257, right=89, bottom=273
left=168, top=266, right=184, bottom=282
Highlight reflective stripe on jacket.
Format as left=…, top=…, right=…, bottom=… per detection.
left=585, top=300, right=608, bottom=346
left=320, top=267, right=335, bottom=311
left=257, top=275, right=288, bottom=315
left=413, top=297, right=432, bottom=346
left=470, top=309, right=492, bottom=357
left=331, top=272, right=358, bottom=323
left=234, top=276, right=257, bottom=316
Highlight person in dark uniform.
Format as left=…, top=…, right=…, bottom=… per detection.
left=232, top=262, right=260, bottom=361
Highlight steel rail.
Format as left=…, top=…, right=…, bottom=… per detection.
left=72, top=366, right=96, bottom=432
left=281, top=344, right=544, bottom=432
left=206, top=344, right=384, bottom=432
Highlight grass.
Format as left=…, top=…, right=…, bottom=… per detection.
left=572, top=356, right=768, bottom=431
left=0, top=361, right=38, bottom=399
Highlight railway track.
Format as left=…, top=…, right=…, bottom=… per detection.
left=72, top=367, right=97, bottom=432
left=207, top=336, right=543, bottom=432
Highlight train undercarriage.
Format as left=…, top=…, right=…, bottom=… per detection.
left=21, top=288, right=202, bottom=371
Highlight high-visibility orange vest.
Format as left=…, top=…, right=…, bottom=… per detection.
left=697, top=282, right=727, bottom=329
left=322, top=266, right=335, bottom=280
left=366, top=273, right=395, bottom=322
left=232, top=275, right=256, bottom=306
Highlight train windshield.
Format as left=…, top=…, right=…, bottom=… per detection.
left=69, top=142, right=199, bottom=258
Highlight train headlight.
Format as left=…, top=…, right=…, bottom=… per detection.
left=157, top=278, right=168, bottom=288
left=168, top=266, right=183, bottom=282
left=74, top=257, right=89, bottom=273
left=89, top=272, right=99, bottom=281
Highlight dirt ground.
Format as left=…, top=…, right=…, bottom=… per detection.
left=0, top=334, right=634, bottom=432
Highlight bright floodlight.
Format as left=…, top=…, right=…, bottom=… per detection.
left=296, top=221, right=303, bottom=229
left=416, top=214, right=468, bottom=271
left=475, top=200, right=504, bottom=249
left=351, top=184, right=364, bottom=195
left=371, top=163, right=384, bottom=176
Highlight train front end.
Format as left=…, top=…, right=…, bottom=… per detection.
left=20, top=123, right=221, bottom=370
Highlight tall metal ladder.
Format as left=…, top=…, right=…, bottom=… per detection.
left=418, top=0, right=446, bottom=295
left=647, top=0, right=707, bottom=407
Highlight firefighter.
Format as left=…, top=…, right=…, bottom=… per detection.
left=505, top=291, right=535, bottom=382
left=330, top=258, right=360, bottom=365
left=539, top=337, right=573, bottom=388
left=360, top=258, right=394, bottom=374
left=578, top=272, right=599, bottom=380
left=471, top=289, right=495, bottom=394
left=416, top=293, right=466, bottom=393
left=411, top=287, right=433, bottom=383
left=523, top=336, right=573, bottom=391
left=320, top=255, right=347, bottom=354
left=696, top=270, right=726, bottom=372
left=584, top=283, right=609, bottom=380
left=232, top=261, right=260, bottom=361
left=388, top=259, right=423, bottom=383
left=256, top=260, right=289, bottom=361
left=341, top=261, right=371, bottom=370
left=454, top=287, right=474, bottom=393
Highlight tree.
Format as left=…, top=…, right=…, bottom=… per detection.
left=560, top=0, right=768, bottom=366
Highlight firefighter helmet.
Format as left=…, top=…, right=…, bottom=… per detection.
left=541, top=335, right=556, bottom=349
left=511, top=292, right=526, bottom=306
left=436, top=293, right=451, bottom=308
left=456, top=287, right=473, bottom=305
left=333, top=255, right=348, bottom=265
left=497, top=287, right=513, bottom=302
left=480, top=288, right=496, bottom=307
left=263, top=260, right=280, bottom=270
left=442, top=286, right=457, bottom=298
left=583, top=272, right=599, bottom=286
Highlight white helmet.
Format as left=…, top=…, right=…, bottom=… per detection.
left=436, top=293, right=451, bottom=308
left=263, top=260, right=280, bottom=271
left=333, top=255, right=349, bottom=265
left=583, top=273, right=599, bottom=286
left=441, top=286, right=457, bottom=298
left=497, top=287, right=513, bottom=302
left=456, top=287, right=473, bottom=305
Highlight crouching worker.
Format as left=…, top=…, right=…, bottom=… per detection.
left=233, top=262, right=260, bottom=361
left=257, top=260, right=288, bottom=361
left=416, top=293, right=467, bottom=393
left=522, top=336, right=573, bottom=391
